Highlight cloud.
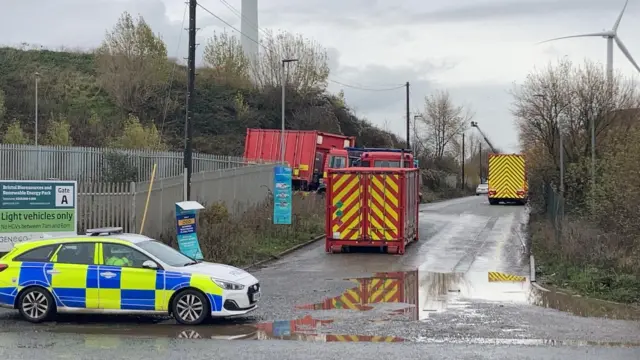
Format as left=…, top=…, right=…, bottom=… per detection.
left=2, top=0, right=639, bottom=154
left=0, top=0, right=237, bottom=63
left=260, top=0, right=626, bottom=29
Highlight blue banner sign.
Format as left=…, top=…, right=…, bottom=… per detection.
left=273, top=165, right=292, bottom=225
left=175, top=204, right=203, bottom=260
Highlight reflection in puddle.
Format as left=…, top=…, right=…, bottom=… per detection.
left=296, top=271, right=419, bottom=319
left=296, top=269, right=640, bottom=322
left=43, top=323, right=259, bottom=340
left=254, top=315, right=404, bottom=342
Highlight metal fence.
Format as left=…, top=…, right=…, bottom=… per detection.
left=0, top=144, right=270, bottom=182
left=543, top=182, right=565, bottom=239
left=78, top=164, right=276, bottom=239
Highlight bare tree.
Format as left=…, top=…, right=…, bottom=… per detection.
left=512, top=59, right=640, bottom=162
left=202, top=31, right=251, bottom=88
left=251, top=29, right=330, bottom=93
left=510, top=58, right=640, bottom=186
left=95, top=12, right=169, bottom=116
left=416, top=90, right=472, bottom=159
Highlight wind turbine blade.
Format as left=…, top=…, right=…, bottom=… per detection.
left=615, top=36, right=640, bottom=73
left=612, top=0, right=629, bottom=32
left=537, top=33, right=609, bottom=45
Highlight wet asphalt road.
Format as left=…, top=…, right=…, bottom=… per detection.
left=1, top=196, right=639, bottom=359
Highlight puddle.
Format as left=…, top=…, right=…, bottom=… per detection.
left=296, top=271, right=420, bottom=319
left=414, top=337, right=640, bottom=347
left=254, top=315, right=404, bottom=342
left=296, top=270, right=640, bottom=322
left=41, top=323, right=260, bottom=340
left=33, top=316, right=403, bottom=343
left=8, top=270, right=638, bottom=346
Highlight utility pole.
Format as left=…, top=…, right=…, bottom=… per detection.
left=559, top=123, right=564, bottom=193
left=479, top=142, right=482, bottom=182
left=405, top=81, right=410, bottom=149
left=281, top=59, right=298, bottom=164
left=590, top=118, right=595, bottom=191
left=461, top=132, right=465, bottom=190
left=35, top=72, right=40, bottom=178
left=184, top=0, right=197, bottom=200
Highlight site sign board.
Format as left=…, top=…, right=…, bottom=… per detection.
left=273, top=166, right=292, bottom=225
left=0, top=180, right=77, bottom=252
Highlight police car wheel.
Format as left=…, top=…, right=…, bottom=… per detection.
left=172, top=289, right=210, bottom=325
left=18, top=287, right=54, bottom=323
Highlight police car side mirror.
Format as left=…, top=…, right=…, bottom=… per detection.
left=142, top=260, right=158, bottom=270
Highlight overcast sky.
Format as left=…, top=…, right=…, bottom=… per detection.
left=2, top=0, right=640, bottom=152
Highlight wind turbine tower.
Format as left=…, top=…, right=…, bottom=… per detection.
left=540, top=0, right=640, bottom=81
left=241, top=0, right=259, bottom=63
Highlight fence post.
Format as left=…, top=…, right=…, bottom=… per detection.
left=130, top=181, right=136, bottom=233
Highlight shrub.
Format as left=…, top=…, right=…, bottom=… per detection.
left=197, top=193, right=324, bottom=266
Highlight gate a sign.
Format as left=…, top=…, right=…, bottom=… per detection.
left=0, top=180, right=78, bottom=252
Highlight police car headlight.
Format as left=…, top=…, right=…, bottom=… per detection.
left=212, top=278, right=245, bottom=290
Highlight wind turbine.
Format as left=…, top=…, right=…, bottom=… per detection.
left=539, top=0, right=640, bottom=81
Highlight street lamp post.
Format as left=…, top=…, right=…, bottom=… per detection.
left=35, top=72, right=40, bottom=178
left=281, top=59, right=298, bottom=164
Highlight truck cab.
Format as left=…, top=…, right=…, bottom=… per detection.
left=345, top=147, right=423, bottom=202
left=360, top=151, right=414, bottom=168
left=317, top=148, right=350, bottom=194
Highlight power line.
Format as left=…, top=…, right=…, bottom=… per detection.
left=197, top=2, right=405, bottom=92
left=329, top=79, right=405, bottom=91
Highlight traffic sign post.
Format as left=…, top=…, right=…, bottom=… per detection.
left=0, top=180, right=78, bottom=252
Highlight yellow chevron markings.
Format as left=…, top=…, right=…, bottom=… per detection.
left=488, top=155, right=525, bottom=199
left=488, top=271, right=527, bottom=282
left=367, top=174, right=399, bottom=241
left=331, top=174, right=363, bottom=240
left=331, top=175, right=359, bottom=207
left=384, top=282, right=398, bottom=302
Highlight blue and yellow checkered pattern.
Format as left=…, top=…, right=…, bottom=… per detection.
left=0, top=261, right=223, bottom=312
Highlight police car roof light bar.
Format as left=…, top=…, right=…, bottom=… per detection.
left=86, top=227, right=124, bottom=236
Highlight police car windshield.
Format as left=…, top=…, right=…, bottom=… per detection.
left=137, top=240, right=197, bottom=267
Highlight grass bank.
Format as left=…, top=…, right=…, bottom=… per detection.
left=189, top=193, right=324, bottom=267
left=530, top=215, right=640, bottom=305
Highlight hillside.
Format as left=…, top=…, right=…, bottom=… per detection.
left=0, top=45, right=403, bottom=155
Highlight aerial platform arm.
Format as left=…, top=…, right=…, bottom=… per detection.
left=470, top=121, right=497, bottom=153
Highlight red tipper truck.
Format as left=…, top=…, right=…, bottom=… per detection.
left=325, top=167, right=419, bottom=254
left=244, top=129, right=356, bottom=191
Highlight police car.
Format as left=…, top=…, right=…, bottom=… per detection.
left=0, top=228, right=261, bottom=325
